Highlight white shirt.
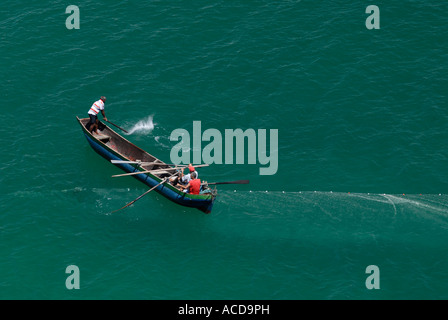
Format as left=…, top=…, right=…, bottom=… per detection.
left=88, top=99, right=105, bottom=115
left=181, top=172, right=199, bottom=184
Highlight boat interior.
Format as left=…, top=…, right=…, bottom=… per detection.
left=81, top=118, right=178, bottom=181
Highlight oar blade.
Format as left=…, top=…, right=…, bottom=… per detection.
left=109, top=178, right=167, bottom=214
left=109, top=172, right=179, bottom=214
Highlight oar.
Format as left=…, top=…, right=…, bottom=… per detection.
left=203, top=180, right=250, bottom=186
left=111, top=160, right=169, bottom=166
left=109, top=179, right=167, bottom=214
left=111, top=160, right=205, bottom=167
left=112, top=164, right=210, bottom=178
left=104, top=120, right=129, bottom=133
left=109, top=172, right=178, bottom=214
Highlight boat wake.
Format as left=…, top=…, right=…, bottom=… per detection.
left=217, top=191, right=448, bottom=228
left=125, top=115, right=155, bottom=135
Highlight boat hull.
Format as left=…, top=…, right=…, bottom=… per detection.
left=78, top=117, right=215, bottom=213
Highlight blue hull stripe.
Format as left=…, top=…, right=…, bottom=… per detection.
left=84, top=133, right=214, bottom=213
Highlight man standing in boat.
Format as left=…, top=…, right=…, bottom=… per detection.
left=87, top=96, right=107, bottom=134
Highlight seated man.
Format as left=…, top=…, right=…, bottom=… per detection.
left=169, top=164, right=198, bottom=187
left=179, top=164, right=198, bottom=186
left=181, top=171, right=201, bottom=195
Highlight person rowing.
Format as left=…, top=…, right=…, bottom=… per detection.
left=87, top=96, right=107, bottom=134
left=181, top=171, right=201, bottom=195
left=179, top=164, right=198, bottom=185
left=169, top=164, right=197, bottom=186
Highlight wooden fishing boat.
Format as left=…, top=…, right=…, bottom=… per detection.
left=76, top=117, right=217, bottom=213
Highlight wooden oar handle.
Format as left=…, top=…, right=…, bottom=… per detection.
left=104, top=120, right=129, bottom=133
left=202, top=180, right=249, bottom=186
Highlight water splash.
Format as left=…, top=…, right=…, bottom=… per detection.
left=126, top=115, right=155, bottom=135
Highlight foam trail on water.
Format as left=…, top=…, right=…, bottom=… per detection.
left=126, top=115, right=155, bottom=135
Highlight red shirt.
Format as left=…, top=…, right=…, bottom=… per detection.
left=189, top=179, right=201, bottom=195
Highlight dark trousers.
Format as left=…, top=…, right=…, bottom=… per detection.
left=87, top=114, right=97, bottom=131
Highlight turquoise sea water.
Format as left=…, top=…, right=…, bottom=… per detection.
left=1, top=1, right=448, bottom=299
